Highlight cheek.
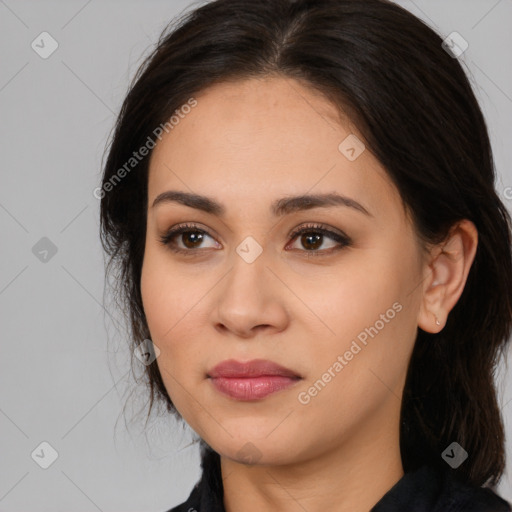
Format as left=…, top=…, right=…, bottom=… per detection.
left=298, top=251, right=417, bottom=392
left=294, top=302, right=413, bottom=443
left=297, top=258, right=397, bottom=337
left=140, top=247, right=210, bottom=387
left=141, top=244, right=198, bottom=338
left=141, top=262, right=199, bottom=420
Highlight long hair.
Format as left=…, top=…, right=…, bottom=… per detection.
left=99, top=0, right=512, bottom=486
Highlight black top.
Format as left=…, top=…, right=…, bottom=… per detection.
left=166, top=447, right=511, bottom=512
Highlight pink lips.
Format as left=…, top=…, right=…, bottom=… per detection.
left=207, top=359, right=302, bottom=401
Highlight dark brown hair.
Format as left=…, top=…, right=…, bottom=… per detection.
left=99, top=0, right=512, bottom=486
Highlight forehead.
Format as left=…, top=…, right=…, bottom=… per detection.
left=147, top=76, right=402, bottom=223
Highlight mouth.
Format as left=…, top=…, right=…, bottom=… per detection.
left=207, top=359, right=302, bottom=401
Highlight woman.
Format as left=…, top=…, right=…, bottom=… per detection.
left=99, top=0, right=512, bottom=510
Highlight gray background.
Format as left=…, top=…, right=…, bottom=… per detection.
left=1, top=0, right=511, bottom=510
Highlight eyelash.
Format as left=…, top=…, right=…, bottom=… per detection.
left=158, top=222, right=352, bottom=258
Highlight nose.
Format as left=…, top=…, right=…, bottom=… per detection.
left=211, top=244, right=290, bottom=339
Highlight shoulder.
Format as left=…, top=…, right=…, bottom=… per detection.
left=163, top=483, right=201, bottom=512
left=441, top=472, right=511, bottom=512
left=164, top=460, right=512, bottom=512
left=372, top=465, right=511, bottom=512
left=163, top=446, right=224, bottom=512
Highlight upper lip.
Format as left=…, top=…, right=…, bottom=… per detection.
left=207, top=359, right=301, bottom=379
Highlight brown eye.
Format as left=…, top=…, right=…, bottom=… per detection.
left=159, top=222, right=351, bottom=258
left=287, top=223, right=352, bottom=256
left=159, top=223, right=220, bottom=254
left=181, top=230, right=205, bottom=249
left=298, top=232, right=325, bottom=251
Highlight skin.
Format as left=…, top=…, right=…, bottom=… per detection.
left=140, top=75, right=478, bottom=512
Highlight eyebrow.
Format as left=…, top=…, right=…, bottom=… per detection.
left=151, top=190, right=372, bottom=217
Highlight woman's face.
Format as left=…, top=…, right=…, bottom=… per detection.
left=141, top=75, right=428, bottom=465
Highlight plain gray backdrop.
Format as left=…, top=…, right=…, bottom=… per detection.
left=1, top=0, right=511, bottom=510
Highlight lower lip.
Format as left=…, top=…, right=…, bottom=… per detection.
left=209, top=376, right=300, bottom=400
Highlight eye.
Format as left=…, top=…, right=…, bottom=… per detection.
left=286, top=223, right=352, bottom=256
left=159, top=222, right=352, bottom=257
left=158, top=223, right=220, bottom=255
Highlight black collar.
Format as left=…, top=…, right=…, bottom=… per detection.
left=166, top=446, right=511, bottom=512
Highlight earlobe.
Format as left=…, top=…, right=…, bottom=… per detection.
left=416, top=219, right=478, bottom=333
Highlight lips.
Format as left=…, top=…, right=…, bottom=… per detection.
left=207, top=359, right=301, bottom=379
left=207, top=359, right=302, bottom=401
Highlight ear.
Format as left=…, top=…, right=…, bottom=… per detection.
left=417, top=219, right=478, bottom=333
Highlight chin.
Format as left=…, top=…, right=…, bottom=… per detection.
left=208, top=432, right=301, bottom=467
